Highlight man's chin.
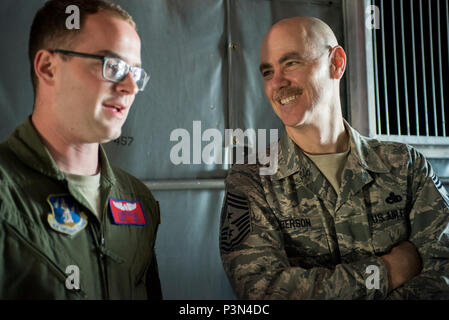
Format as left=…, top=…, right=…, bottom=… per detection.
left=281, top=116, right=306, bottom=129
left=98, top=128, right=122, bottom=144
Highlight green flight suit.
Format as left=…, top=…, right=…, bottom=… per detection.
left=220, top=121, right=449, bottom=299
left=0, top=117, right=162, bottom=299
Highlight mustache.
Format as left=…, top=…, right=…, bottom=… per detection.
left=273, top=87, right=303, bottom=101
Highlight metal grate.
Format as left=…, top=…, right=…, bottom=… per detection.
left=372, top=0, right=449, bottom=138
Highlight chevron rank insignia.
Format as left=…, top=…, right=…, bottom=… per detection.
left=220, top=191, right=251, bottom=252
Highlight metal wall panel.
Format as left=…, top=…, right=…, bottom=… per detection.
left=0, top=0, right=44, bottom=138
left=153, top=189, right=234, bottom=299
left=105, top=0, right=228, bottom=180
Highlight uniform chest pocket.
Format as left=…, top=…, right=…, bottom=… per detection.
left=370, top=207, right=410, bottom=254
left=279, top=215, right=330, bottom=258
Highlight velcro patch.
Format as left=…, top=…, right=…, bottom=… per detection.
left=109, top=198, right=147, bottom=226
left=47, top=194, right=88, bottom=236
left=220, top=191, right=251, bottom=252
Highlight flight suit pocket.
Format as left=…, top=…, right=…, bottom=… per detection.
left=3, top=222, right=87, bottom=299
left=370, top=207, right=410, bottom=254
left=130, top=253, right=148, bottom=297
left=135, top=257, right=150, bottom=284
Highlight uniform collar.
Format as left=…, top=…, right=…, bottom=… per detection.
left=344, top=120, right=390, bottom=174
left=7, top=116, right=116, bottom=185
left=272, top=128, right=305, bottom=181
left=272, top=120, right=390, bottom=181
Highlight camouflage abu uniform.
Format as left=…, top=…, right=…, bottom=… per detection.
left=220, top=121, right=449, bottom=299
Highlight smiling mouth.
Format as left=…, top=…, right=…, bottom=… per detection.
left=280, top=95, right=298, bottom=105
left=275, top=88, right=303, bottom=106
left=103, top=103, right=124, bottom=112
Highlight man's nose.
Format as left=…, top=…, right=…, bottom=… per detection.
left=271, top=71, right=290, bottom=89
left=115, top=72, right=139, bottom=95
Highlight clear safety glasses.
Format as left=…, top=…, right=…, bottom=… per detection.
left=51, top=49, right=150, bottom=91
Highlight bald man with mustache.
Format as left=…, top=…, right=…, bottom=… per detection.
left=219, top=17, right=449, bottom=299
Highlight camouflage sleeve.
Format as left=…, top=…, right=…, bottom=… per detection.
left=220, top=164, right=390, bottom=300
left=387, top=149, right=449, bottom=299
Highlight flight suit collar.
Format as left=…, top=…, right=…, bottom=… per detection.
left=272, top=120, right=390, bottom=181
left=7, top=116, right=117, bottom=186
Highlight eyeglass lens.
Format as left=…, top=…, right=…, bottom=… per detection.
left=103, top=57, right=149, bottom=91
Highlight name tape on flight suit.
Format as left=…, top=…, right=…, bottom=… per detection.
left=109, top=198, right=147, bottom=226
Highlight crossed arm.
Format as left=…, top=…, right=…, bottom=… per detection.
left=220, top=152, right=449, bottom=299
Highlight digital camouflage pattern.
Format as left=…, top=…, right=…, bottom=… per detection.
left=220, top=121, right=449, bottom=299
left=0, top=118, right=162, bottom=299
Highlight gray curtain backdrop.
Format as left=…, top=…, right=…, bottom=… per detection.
left=1, top=0, right=446, bottom=299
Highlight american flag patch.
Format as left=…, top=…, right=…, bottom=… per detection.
left=220, top=191, right=251, bottom=252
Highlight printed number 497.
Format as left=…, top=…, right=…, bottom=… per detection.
left=113, top=136, right=134, bottom=146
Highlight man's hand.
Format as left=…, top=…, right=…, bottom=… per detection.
left=380, top=241, right=422, bottom=291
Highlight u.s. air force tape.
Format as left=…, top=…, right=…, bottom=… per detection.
left=220, top=191, right=251, bottom=252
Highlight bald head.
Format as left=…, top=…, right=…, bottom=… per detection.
left=259, top=16, right=346, bottom=129
left=262, top=17, right=338, bottom=60
left=276, top=17, right=338, bottom=44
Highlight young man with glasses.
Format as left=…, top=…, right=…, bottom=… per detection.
left=0, top=0, right=161, bottom=299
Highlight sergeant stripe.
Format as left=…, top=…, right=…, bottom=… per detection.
left=220, top=198, right=251, bottom=252
left=226, top=194, right=248, bottom=207
left=227, top=194, right=249, bottom=208
left=221, top=221, right=250, bottom=242
left=432, top=173, right=442, bottom=188
left=227, top=202, right=248, bottom=210
left=233, top=212, right=249, bottom=228
left=227, top=191, right=246, bottom=201
left=224, top=229, right=250, bottom=250
left=431, top=174, right=448, bottom=203
left=221, top=229, right=250, bottom=251
left=221, top=226, right=229, bottom=236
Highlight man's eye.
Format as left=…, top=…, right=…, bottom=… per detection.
left=132, top=68, right=142, bottom=80
left=262, top=70, right=273, bottom=78
left=111, top=62, right=126, bottom=75
left=108, top=63, right=119, bottom=72
left=285, top=61, right=298, bottom=67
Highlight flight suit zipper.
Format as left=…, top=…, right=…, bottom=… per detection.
left=96, top=180, right=125, bottom=298
left=101, top=186, right=110, bottom=299
left=96, top=183, right=119, bottom=299
left=100, top=231, right=109, bottom=299
left=65, top=178, right=108, bottom=298
left=90, top=220, right=109, bottom=299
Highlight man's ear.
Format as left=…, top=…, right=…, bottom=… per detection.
left=330, top=46, right=346, bottom=79
left=34, top=49, right=58, bottom=86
